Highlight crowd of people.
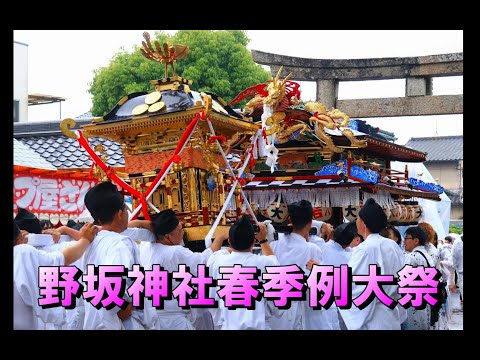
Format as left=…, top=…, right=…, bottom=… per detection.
left=13, top=181, right=463, bottom=330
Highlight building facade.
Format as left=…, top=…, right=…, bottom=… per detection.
left=405, top=136, right=463, bottom=220
left=14, top=41, right=28, bottom=123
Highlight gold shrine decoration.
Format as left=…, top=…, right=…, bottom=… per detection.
left=124, top=147, right=225, bottom=174
left=140, top=32, right=189, bottom=78
left=201, top=92, right=212, bottom=117
left=304, top=101, right=367, bottom=153
left=81, top=108, right=259, bottom=141
left=148, top=102, right=166, bottom=113
left=132, top=104, right=149, bottom=116
left=60, top=118, right=94, bottom=139
left=92, top=144, right=109, bottom=181
left=243, top=66, right=292, bottom=114
left=145, top=91, right=162, bottom=105
left=264, top=66, right=291, bottom=107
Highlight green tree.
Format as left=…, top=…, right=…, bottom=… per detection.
left=449, top=225, right=463, bottom=235
left=89, top=30, right=271, bottom=116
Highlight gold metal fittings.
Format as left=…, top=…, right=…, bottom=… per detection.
left=132, top=104, right=149, bottom=116
left=145, top=91, right=162, bottom=105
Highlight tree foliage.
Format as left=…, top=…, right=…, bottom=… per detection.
left=88, top=30, right=271, bottom=116
left=449, top=225, right=463, bottom=235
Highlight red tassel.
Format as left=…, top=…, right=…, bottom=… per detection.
left=262, top=128, right=269, bottom=145
left=207, top=135, right=227, bottom=144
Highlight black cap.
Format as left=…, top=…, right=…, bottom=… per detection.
left=358, top=198, right=388, bottom=233
left=152, top=209, right=180, bottom=236
left=287, top=200, right=313, bottom=228
left=229, top=215, right=255, bottom=250
left=14, top=208, right=42, bottom=234
left=84, top=181, right=124, bottom=223
left=334, top=222, right=357, bottom=247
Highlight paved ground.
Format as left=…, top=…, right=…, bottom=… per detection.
left=448, top=290, right=463, bottom=330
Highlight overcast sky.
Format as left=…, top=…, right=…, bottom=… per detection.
left=13, top=30, right=463, bottom=145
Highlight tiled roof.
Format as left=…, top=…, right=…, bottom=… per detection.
left=14, top=138, right=57, bottom=170
left=404, top=136, right=463, bottom=162
left=75, top=111, right=93, bottom=119
left=14, top=120, right=124, bottom=169
left=14, top=119, right=92, bottom=137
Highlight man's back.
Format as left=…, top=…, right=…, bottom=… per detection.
left=270, top=233, right=323, bottom=270
left=339, top=233, right=404, bottom=330
left=452, top=237, right=463, bottom=274
left=142, top=242, right=213, bottom=330
left=82, top=230, right=136, bottom=330
left=208, top=251, right=279, bottom=330
left=14, top=244, right=65, bottom=330
left=269, top=233, right=324, bottom=329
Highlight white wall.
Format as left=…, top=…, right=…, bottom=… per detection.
left=14, top=41, right=28, bottom=122
left=392, top=161, right=451, bottom=240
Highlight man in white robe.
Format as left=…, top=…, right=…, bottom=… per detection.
left=402, top=226, right=433, bottom=330
left=307, top=222, right=358, bottom=330
left=31, top=236, right=86, bottom=330
left=82, top=181, right=155, bottom=330
left=308, top=220, right=333, bottom=252
left=14, top=222, right=97, bottom=330
left=269, top=200, right=324, bottom=330
left=338, top=198, right=404, bottom=330
left=207, top=216, right=279, bottom=330
left=137, top=209, right=224, bottom=330
left=452, top=234, right=463, bottom=302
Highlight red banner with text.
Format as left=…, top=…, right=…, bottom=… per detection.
left=14, top=173, right=97, bottom=220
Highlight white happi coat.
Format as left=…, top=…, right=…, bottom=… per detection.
left=36, top=241, right=85, bottom=330
left=452, top=237, right=463, bottom=298
left=338, top=233, right=404, bottom=330
left=313, top=240, right=351, bottom=330
left=14, top=244, right=65, bottom=330
left=424, top=242, right=440, bottom=267
left=269, top=233, right=324, bottom=330
left=309, top=234, right=327, bottom=252
left=82, top=230, right=154, bottom=330
left=207, top=250, right=280, bottom=330
left=122, top=228, right=156, bottom=243
left=142, top=242, right=213, bottom=330
left=122, top=227, right=157, bottom=272
left=402, top=246, right=433, bottom=330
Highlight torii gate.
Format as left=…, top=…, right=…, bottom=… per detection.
left=251, top=51, right=463, bottom=118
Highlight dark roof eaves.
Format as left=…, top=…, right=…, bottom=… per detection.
left=425, top=158, right=462, bottom=163
left=408, top=135, right=463, bottom=141
left=14, top=131, right=64, bottom=138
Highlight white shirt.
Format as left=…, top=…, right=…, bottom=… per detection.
left=338, top=233, right=404, bottom=330
left=424, top=242, right=439, bottom=268
left=35, top=241, right=84, bottom=330
left=122, top=227, right=156, bottom=243
left=310, top=240, right=351, bottom=330
left=207, top=250, right=279, bottom=330
left=269, top=232, right=324, bottom=330
left=142, top=242, right=213, bottom=330
left=82, top=230, right=146, bottom=330
left=14, top=244, right=65, bottom=330
left=402, top=246, right=433, bottom=330
left=322, top=240, right=349, bottom=267
left=452, top=237, right=463, bottom=274
left=309, top=234, right=327, bottom=252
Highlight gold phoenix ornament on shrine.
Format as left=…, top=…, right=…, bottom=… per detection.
left=140, top=32, right=189, bottom=78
